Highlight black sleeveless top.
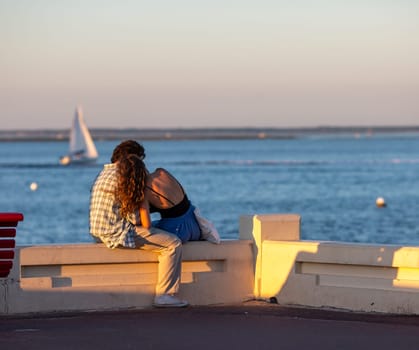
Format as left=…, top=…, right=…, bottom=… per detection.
left=149, top=193, right=191, bottom=218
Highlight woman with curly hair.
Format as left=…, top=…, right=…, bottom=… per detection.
left=89, top=140, right=188, bottom=308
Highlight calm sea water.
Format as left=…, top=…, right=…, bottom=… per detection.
left=1, top=134, right=419, bottom=246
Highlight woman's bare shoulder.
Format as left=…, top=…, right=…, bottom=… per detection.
left=148, top=168, right=171, bottom=185
left=151, top=168, right=179, bottom=188
left=152, top=168, right=171, bottom=177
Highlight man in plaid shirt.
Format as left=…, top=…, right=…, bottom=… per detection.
left=89, top=140, right=188, bottom=308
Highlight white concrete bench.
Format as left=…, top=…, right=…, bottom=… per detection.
left=3, top=214, right=419, bottom=315
left=3, top=240, right=254, bottom=314
left=240, top=214, right=419, bottom=315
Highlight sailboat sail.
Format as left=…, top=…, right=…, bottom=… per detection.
left=59, top=107, right=98, bottom=165
left=69, top=107, right=98, bottom=159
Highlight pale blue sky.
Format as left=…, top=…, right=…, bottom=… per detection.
left=1, top=0, right=418, bottom=129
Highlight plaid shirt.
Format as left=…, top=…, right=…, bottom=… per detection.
left=89, top=163, right=137, bottom=249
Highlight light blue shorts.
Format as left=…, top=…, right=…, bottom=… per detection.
left=152, top=204, right=201, bottom=243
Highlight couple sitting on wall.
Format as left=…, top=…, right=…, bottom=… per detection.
left=89, top=140, right=219, bottom=308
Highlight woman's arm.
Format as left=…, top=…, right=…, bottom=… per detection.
left=139, top=200, right=151, bottom=229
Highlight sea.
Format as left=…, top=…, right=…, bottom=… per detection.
left=1, top=132, right=419, bottom=247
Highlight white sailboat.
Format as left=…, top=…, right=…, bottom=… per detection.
left=59, top=107, right=99, bottom=165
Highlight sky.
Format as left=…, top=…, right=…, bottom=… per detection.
left=1, top=0, right=418, bottom=130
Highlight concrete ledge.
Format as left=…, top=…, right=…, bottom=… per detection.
left=2, top=213, right=419, bottom=316
left=260, top=240, right=419, bottom=314
left=2, top=240, right=254, bottom=315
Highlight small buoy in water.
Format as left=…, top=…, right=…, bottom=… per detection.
left=376, top=197, right=386, bottom=207
left=30, top=182, right=38, bottom=191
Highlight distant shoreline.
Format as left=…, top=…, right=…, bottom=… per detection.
left=1, top=126, right=419, bottom=142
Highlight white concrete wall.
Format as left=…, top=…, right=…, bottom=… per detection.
left=240, top=214, right=419, bottom=315
left=1, top=240, right=254, bottom=315
left=261, top=240, right=419, bottom=314
left=2, top=214, right=419, bottom=315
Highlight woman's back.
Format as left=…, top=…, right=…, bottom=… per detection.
left=147, top=168, right=185, bottom=209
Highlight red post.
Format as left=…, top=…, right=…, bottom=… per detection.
left=0, top=213, right=24, bottom=278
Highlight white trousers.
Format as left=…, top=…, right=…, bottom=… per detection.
left=134, top=226, right=182, bottom=295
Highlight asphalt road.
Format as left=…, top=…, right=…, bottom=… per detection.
left=1, top=301, right=418, bottom=350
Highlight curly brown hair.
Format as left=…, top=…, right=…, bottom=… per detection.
left=111, top=140, right=145, bottom=163
left=115, top=154, right=148, bottom=219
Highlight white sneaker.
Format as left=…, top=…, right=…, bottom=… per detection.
left=153, top=294, right=189, bottom=308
